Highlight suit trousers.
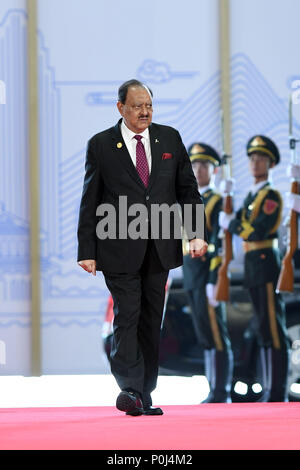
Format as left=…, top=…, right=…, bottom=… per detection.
left=103, top=240, right=169, bottom=403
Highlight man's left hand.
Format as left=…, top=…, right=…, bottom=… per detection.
left=189, top=238, right=208, bottom=258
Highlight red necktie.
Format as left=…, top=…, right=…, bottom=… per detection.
left=134, top=135, right=149, bottom=187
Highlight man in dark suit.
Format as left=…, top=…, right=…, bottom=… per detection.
left=77, top=79, right=208, bottom=416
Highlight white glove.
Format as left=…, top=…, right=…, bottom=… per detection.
left=285, top=192, right=300, bottom=213
left=219, top=178, right=235, bottom=195
left=206, top=283, right=219, bottom=307
left=219, top=211, right=235, bottom=230
left=287, top=164, right=300, bottom=180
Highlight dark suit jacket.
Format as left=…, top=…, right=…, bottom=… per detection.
left=77, top=119, right=207, bottom=273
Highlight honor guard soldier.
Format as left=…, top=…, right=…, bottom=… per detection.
left=182, top=143, right=233, bottom=403
left=219, top=135, right=291, bottom=402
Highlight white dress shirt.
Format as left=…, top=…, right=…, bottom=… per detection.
left=120, top=120, right=152, bottom=171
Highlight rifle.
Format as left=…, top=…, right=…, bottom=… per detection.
left=215, top=111, right=233, bottom=302
left=276, top=94, right=299, bottom=293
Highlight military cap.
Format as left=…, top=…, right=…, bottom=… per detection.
left=247, top=135, right=280, bottom=165
left=188, top=142, right=221, bottom=167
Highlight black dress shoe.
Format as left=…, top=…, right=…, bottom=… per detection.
left=116, top=391, right=143, bottom=416
left=143, top=406, right=163, bottom=416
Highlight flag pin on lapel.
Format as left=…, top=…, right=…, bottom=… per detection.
left=117, top=142, right=123, bottom=148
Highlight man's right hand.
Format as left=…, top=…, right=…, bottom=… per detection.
left=78, top=259, right=96, bottom=276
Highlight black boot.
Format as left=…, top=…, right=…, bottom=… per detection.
left=201, top=349, right=233, bottom=403
left=269, top=347, right=290, bottom=402
left=257, top=347, right=290, bottom=402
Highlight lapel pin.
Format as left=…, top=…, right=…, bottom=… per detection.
left=117, top=142, right=123, bottom=148
left=155, top=139, right=159, bottom=143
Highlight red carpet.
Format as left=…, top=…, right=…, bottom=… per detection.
left=0, top=403, right=299, bottom=450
